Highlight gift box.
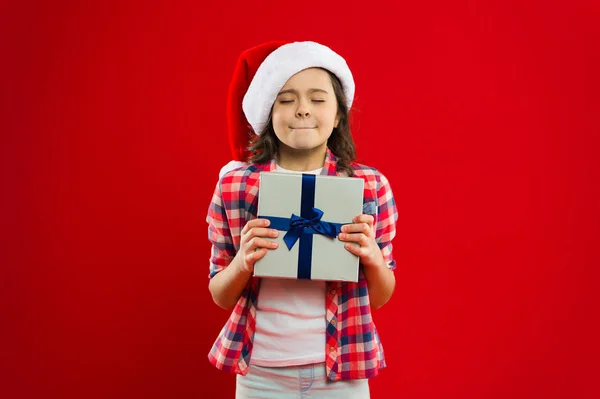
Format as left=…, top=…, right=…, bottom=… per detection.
left=255, top=172, right=364, bottom=282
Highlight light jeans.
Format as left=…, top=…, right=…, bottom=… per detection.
left=235, top=362, right=370, bottom=398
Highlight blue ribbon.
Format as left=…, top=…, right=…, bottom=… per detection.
left=260, top=174, right=344, bottom=279
left=266, top=208, right=342, bottom=250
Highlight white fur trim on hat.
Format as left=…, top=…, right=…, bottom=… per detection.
left=242, top=41, right=355, bottom=135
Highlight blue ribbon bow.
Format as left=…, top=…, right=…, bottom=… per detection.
left=284, top=208, right=341, bottom=250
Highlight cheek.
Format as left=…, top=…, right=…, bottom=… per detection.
left=270, top=112, right=287, bottom=137
left=272, top=106, right=290, bottom=124
left=316, top=107, right=338, bottom=126
left=271, top=111, right=283, bottom=127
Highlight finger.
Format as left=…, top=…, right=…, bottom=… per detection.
left=246, top=248, right=268, bottom=264
left=343, top=242, right=363, bottom=256
left=247, top=237, right=279, bottom=251
left=241, top=218, right=270, bottom=235
left=241, top=225, right=279, bottom=247
left=339, top=232, right=370, bottom=246
left=341, top=223, right=372, bottom=236
left=353, top=214, right=374, bottom=225
left=246, top=227, right=279, bottom=239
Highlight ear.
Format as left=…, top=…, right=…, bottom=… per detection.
left=334, top=112, right=341, bottom=128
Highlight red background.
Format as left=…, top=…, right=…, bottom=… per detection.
left=1, top=1, right=599, bottom=398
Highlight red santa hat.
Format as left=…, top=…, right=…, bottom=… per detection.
left=220, top=40, right=355, bottom=177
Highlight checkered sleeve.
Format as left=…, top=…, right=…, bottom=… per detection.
left=375, top=172, right=398, bottom=270
left=207, top=180, right=235, bottom=279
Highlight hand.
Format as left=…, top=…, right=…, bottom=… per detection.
left=338, top=214, right=385, bottom=269
left=237, top=218, right=280, bottom=274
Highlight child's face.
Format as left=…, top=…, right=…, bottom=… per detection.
left=271, top=68, right=340, bottom=156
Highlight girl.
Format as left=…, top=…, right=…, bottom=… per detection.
left=207, top=41, right=398, bottom=398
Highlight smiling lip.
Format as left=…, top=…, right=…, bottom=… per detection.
left=290, top=127, right=316, bottom=129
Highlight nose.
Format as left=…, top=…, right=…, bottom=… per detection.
left=296, top=100, right=311, bottom=118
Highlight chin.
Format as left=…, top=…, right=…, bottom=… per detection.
left=285, top=140, right=311, bottom=149
left=293, top=143, right=321, bottom=151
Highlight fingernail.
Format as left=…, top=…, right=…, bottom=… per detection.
left=339, top=233, right=345, bottom=240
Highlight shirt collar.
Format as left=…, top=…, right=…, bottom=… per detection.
left=265, top=148, right=338, bottom=176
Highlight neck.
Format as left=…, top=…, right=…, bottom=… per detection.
left=277, top=144, right=327, bottom=171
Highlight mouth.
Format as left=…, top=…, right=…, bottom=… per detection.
left=290, top=127, right=317, bottom=129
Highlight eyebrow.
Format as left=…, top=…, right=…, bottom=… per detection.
left=277, top=88, right=329, bottom=96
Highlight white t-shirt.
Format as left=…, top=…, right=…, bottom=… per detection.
left=250, top=165, right=326, bottom=367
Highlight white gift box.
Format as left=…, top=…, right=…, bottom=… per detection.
left=254, top=172, right=364, bottom=282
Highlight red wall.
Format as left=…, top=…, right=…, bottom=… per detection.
left=1, top=1, right=599, bottom=398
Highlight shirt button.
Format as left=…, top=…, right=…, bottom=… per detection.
left=329, top=289, right=336, bottom=296
left=329, top=346, right=336, bottom=353
left=331, top=319, right=337, bottom=326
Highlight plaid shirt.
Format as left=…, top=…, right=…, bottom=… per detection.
left=207, top=149, right=397, bottom=381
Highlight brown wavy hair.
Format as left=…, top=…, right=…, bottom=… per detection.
left=247, top=69, right=356, bottom=176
